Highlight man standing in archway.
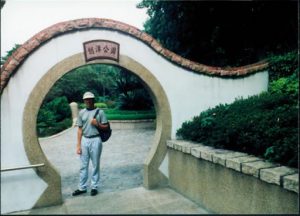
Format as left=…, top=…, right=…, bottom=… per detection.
left=72, top=91, right=108, bottom=196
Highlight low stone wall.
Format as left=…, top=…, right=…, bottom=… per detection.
left=167, top=140, right=299, bottom=214
left=110, top=119, right=156, bottom=130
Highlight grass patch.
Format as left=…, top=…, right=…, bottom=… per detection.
left=104, top=109, right=156, bottom=120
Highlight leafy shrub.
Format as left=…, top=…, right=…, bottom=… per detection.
left=79, top=102, right=109, bottom=109
left=38, top=118, right=72, bottom=138
left=269, top=72, right=299, bottom=97
left=47, top=96, right=71, bottom=121
left=268, top=50, right=298, bottom=81
left=95, top=103, right=108, bottom=109
left=177, top=50, right=298, bottom=168
left=37, top=96, right=72, bottom=137
left=176, top=92, right=298, bottom=168
left=105, top=100, right=117, bottom=109
left=117, top=89, right=154, bottom=110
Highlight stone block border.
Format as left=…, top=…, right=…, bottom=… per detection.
left=167, top=140, right=298, bottom=193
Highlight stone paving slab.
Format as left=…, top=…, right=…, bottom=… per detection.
left=260, top=166, right=298, bottom=186
left=179, top=141, right=202, bottom=154
left=226, top=155, right=262, bottom=172
left=241, top=160, right=279, bottom=178
left=212, top=150, right=247, bottom=166
left=168, top=140, right=249, bottom=167
left=190, top=145, right=214, bottom=159
left=283, top=173, right=299, bottom=193
left=10, top=187, right=211, bottom=215
left=201, top=148, right=237, bottom=162
left=169, top=140, right=201, bottom=152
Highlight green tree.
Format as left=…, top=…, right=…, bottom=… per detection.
left=1, top=44, right=20, bottom=65
left=1, top=0, right=6, bottom=9
left=42, top=64, right=153, bottom=110
left=112, top=68, right=153, bottom=110
left=268, top=50, right=298, bottom=81
left=137, top=1, right=298, bottom=67
left=44, top=64, right=119, bottom=103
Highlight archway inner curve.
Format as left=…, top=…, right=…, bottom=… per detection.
left=23, top=53, right=172, bottom=207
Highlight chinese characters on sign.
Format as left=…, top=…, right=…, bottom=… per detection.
left=83, top=40, right=120, bottom=62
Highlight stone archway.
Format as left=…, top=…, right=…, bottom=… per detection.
left=22, top=53, right=172, bottom=208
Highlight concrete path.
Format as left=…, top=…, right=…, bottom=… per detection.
left=39, top=127, right=155, bottom=198
left=11, top=187, right=210, bottom=214
left=10, top=127, right=211, bottom=214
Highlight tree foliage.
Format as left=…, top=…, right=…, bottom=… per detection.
left=0, top=44, right=20, bottom=65
left=137, top=1, right=298, bottom=66
left=44, top=64, right=154, bottom=110
left=113, top=69, right=153, bottom=110
left=37, top=96, right=72, bottom=137
left=44, top=64, right=118, bottom=103
left=268, top=50, right=298, bottom=81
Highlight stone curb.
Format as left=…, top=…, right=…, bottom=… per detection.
left=167, top=139, right=299, bottom=194
left=260, top=166, right=298, bottom=186
left=283, top=173, right=299, bottom=193
left=226, top=155, right=262, bottom=172
left=241, top=160, right=279, bottom=178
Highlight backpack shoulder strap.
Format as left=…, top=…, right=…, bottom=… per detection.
left=93, top=108, right=100, bottom=118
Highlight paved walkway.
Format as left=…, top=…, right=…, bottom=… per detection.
left=39, top=127, right=156, bottom=198
left=11, top=187, right=210, bottom=214
left=10, top=127, right=211, bottom=214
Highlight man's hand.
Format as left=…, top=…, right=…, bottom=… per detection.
left=91, top=118, right=109, bottom=130
left=90, top=118, right=98, bottom=126
left=76, top=146, right=82, bottom=155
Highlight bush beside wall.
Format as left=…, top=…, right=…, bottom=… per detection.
left=176, top=51, right=298, bottom=168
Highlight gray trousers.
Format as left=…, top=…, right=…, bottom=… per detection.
left=79, top=136, right=102, bottom=190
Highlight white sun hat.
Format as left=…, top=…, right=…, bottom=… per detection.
left=83, top=91, right=95, bottom=100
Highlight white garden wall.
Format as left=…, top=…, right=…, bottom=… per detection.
left=1, top=18, right=268, bottom=213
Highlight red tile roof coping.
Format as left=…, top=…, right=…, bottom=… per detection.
left=0, top=18, right=269, bottom=93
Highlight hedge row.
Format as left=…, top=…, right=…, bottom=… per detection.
left=177, top=50, right=298, bottom=168
left=176, top=92, right=298, bottom=168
